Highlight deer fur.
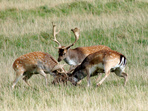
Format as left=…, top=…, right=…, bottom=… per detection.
left=12, top=51, right=65, bottom=88
left=52, top=23, right=111, bottom=71
left=68, top=49, right=128, bottom=87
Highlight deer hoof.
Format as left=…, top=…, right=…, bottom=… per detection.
left=96, top=83, right=101, bottom=87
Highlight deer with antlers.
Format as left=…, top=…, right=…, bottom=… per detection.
left=52, top=23, right=112, bottom=72
left=68, top=49, right=128, bottom=87
left=12, top=51, right=65, bottom=88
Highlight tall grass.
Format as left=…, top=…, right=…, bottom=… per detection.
left=0, top=0, right=148, bottom=110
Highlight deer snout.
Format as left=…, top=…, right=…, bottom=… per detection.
left=72, top=82, right=77, bottom=86
left=68, top=77, right=77, bottom=86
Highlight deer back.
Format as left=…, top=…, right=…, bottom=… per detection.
left=13, top=52, right=58, bottom=72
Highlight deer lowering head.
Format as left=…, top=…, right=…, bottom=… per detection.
left=12, top=51, right=65, bottom=88
left=52, top=23, right=112, bottom=68
left=68, top=50, right=128, bottom=87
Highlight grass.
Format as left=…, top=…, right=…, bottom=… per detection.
left=0, top=0, right=148, bottom=110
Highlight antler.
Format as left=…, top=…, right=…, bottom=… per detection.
left=52, top=22, right=62, bottom=48
left=52, top=64, right=67, bottom=73
left=64, top=27, right=80, bottom=49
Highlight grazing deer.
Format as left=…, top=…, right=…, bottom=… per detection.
left=68, top=49, right=128, bottom=87
left=52, top=23, right=112, bottom=71
left=12, top=51, right=65, bottom=88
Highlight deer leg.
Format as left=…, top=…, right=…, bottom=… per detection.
left=12, top=70, right=24, bottom=89
left=115, top=69, right=128, bottom=86
left=122, top=72, right=128, bottom=86
left=23, top=73, right=33, bottom=86
left=86, top=69, right=91, bottom=87
left=87, top=75, right=91, bottom=87
left=37, top=68, right=48, bottom=85
left=96, top=63, right=113, bottom=87
left=96, top=71, right=110, bottom=87
left=96, top=73, right=103, bottom=82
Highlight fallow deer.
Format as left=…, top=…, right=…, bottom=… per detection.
left=12, top=51, right=65, bottom=88
left=68, top=49, right=128, bottom=87
left=52, top=23, right=111, bottom=72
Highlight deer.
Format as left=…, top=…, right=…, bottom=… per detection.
left=52, top=23, right=112, bottom=82
left=12, top=51, right=66, bottom=88
left=67, top=49, right=128, bottom=87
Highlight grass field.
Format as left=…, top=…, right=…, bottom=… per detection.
left=0, top=0, right=148, bottom=110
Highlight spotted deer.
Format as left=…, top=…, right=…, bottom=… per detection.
left=12, top=51, right=65, bottom=88
left=52, top=23, right=112, bottom=72
left=68, top=49, right=128, bottom=87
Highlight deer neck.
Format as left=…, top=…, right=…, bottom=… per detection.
left=64, top=49, right=81, bottom=66
left=72, top=65, right=87, bottom=82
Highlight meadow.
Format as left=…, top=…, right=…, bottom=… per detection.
left=0, top=0, right=148, bottom=110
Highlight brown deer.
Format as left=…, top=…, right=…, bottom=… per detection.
left=52, top=23, right=112, bottom=72
left=12, top=51, right=65, bottom=88
left=68, top=49, right=128, bottom=87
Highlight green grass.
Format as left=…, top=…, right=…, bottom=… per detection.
left=0, top=0, right=148, bottom=111
left=0, top=1, right=148, bottom=20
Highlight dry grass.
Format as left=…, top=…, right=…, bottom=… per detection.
left=0, top=0, right=148, bottom=111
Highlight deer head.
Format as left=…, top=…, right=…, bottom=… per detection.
left=52, top=23, right=80, bottom=62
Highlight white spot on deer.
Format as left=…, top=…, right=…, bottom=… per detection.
left=110, top=55, right=114, bottom=58
left=65, top=57, right=77, bottom=65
